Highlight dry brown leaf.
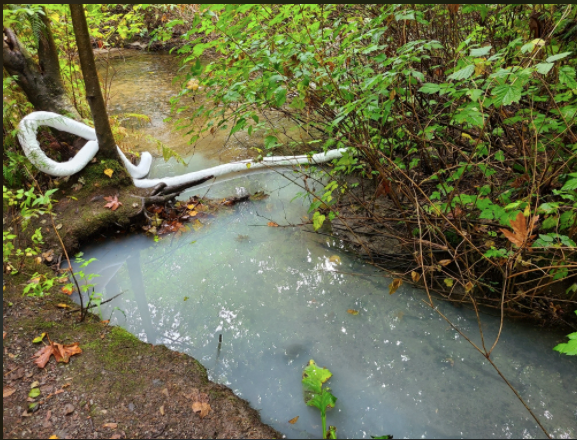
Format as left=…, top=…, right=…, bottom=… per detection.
left=33, top=345, right=54, bottom=369
left=411, top=271, right=421, bottom=283
left=346, top=309, right=359, bottom=315
left=61, top=286, right=73, bottom=295
left=159, top=405, right=165, bottom=416
left=267, top=221, right=279, bottom=227
left=192, top=401, right=211, bottom=418
left=3, top=386, right=16, bottom=398
left=388, top=278, right=403, bottom=295
left=103, top=423, right=118, bottom=429
left=288, top=416, right=299, bottom=424
left=33, top=338, right=82, bottom=368
left=439, top=259, right=452, bottom=266
left=499, top=212, right=539, bottom=248
left=104, top=195, right=123, bottom=211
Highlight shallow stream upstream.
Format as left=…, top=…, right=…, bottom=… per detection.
left=74, top=51, right=576, bottom=439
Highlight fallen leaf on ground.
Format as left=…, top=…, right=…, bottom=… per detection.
left=29, top=388, right=40, bottom=398
left=289, top=416, right=299, bottom=424
left=61, top=286, right=73, bottom=295
left=56, top=303, right=71, bottom=309
left=49, top=436, right=58, bottom=439
left=63, top=403, right=74, bottom=415
left=499, top=212, right=539, bottom=248
left=159, top=405, right=165, bottom=416
left=192, top=401, right=211, bottom=418
left=103, top=168, right=114, bottom=178
left=347, top=309, right=359, bottom=315
left=104, top=195, right=123, bottom=211
left=388, top=278, right=403, bottom=295
left=267, top=221, right=279, bottom=227
left=3, top=386, right=16, bottom=398
left=103, top=422, right=118, bottom=429
left=33, top=337, right=82, bottom=368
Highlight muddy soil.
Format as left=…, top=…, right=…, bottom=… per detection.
left=3, top=170, right=282, bottom=439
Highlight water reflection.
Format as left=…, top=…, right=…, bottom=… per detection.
left=74, top=171, right=577, bottom=439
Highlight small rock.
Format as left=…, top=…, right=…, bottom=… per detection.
left=100, top=409, right=108, bottom=415
left=63, top=403, right=75, bottom=415
left=128, top=402, right=135, bottom=412
left=152, top=379, right=163, bottom=387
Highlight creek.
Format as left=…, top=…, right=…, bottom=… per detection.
left=72, top=51, right=576, bottom=439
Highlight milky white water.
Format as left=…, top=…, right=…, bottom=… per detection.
left=73, top=52, right=577, bottom=439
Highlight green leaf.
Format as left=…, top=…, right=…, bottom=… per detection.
left=559, top=66, right=577, bottom=89
left=264, top=135, right=278, bottom=149
left=492, top=84, right=522, bottom=106
left=470, top=46, right=491, bottom=57
left=535, top=63, right=554, bottom=75
left=546, top=52, right=572, bottom=63
left=312, top=212, right=326, bottom=231
left=448, top=65, right=475, bottom=81
left=306, top=388, right=337, bottom=411
left=274, top=87, right=287, bottom=107
left=561, top=178, right=577, bottom=191
left=494, top=151, right=505, bottom=162
left=28, top=388, right=40, bottom=398
left=302, top=359, right=332, bottom=392
left=419, top=83, right=440, bottom=94
left=554, top=336, right=577, bottom=356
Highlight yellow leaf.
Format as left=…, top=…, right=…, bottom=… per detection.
left=288, top=416, right=299, bottom=424
left=444, top=278, right=454, bottom=287
left=32, top=333, right=47, bottom=344
left=246, top=163, right=251, bottom=169
left=464, top=282, right=474, bottom=293
left=328, top=255, right=341, bottom=264
left=56, top=303, right=71, bottom=309
left=187, top=211, right=197, bottom=217
left=523, top=205, right=531, bottom=217
left=49, top=436, right=59, bottom=439
left=461, top=133, right=472, bottom=140
left=103, top=168, right=114, bottom=178
left=347, top=309, right=359, bottom=315
left=388, top=278, right=403, bottom=295
left=411, top=271, right=421, bottom=282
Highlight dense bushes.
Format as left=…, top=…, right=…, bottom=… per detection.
left=174, top=4, right=576, bottom=324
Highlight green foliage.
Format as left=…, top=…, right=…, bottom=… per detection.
left=302, top=360, right=337, bottom=439
left=554, top=311, right=577, bottom=356
left=173, top=4, right=576, bottom=318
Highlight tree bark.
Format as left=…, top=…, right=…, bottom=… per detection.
left=69, top=4, right=117, bottom=159
left=3, top=13, right=80, bottom=118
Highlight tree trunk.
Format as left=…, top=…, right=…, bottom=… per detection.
left=69, top=4, right=117, bottom=159
left=3, top=12, right=80, bottom=118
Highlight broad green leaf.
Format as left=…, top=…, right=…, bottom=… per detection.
left=448, top=65, right=475, bottom=81
left=546, top=52, right=572, bottom=63
left=274, top=87, right=287, bottom=107
left=535, top=63, right=554, bottom=75
left=554, top=334, right=577, bottom=356
left=494, top=151, right=505, bottom=162
left=492, top=84, right=522, bottom=106
left=559, top=66, right=577, bottom=89
left=470, top=45, right=491, bottom=57
left=561, top=178, right=577, bottom=191
left=419, top=83, right=440, bottom=94
left=28, top=388, right=40, bottom=398
left=302, top=359, right=332, bottom=391
left=306, top=389, right=337, bottom=411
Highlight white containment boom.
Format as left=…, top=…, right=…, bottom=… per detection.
left=18, top=111, right=347, bottom=188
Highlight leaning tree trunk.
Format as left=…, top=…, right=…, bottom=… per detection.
left=3, top=11, right=80, bottom=118
left=69, top=4, right=117, bottom=159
